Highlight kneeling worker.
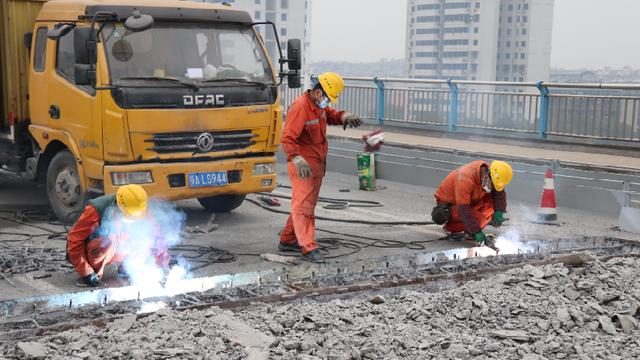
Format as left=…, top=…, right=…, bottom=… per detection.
left=431, top=160, right=513, bottom=245
left=279, top=72, right=363, bottom=263
left=67, top=184, right=169, bottom=287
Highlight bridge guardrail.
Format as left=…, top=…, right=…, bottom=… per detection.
left=280, top=78, right=640, bottom=145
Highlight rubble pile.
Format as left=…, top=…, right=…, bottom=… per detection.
left=238, top=255, right=640, bottom=359
left=2, top=308, right=252, bottom=360
left=2, top=254, right=639, bottom=359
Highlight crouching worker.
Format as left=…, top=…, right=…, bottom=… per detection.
left=67, top=185, right=169, bottom=287
left=431, top=160, right=513, bottom=245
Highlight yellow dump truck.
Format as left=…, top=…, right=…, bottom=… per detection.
left=0, top=0, right=301, bottom=221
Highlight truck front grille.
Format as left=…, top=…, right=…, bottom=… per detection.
left=146, top=130, right=256, bottom=154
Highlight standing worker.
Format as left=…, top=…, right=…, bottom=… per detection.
left=67, top=185, right=169, bottom=287
left=431, top=160, right=513, bottom=245
left=278, top=72, right=363, bottom=263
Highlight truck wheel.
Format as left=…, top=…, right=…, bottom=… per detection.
left=46, top=150, right=88, bottom=223
left=198, top=194, right=245, bottom=213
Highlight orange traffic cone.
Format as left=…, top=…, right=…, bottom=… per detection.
left=532, top=169, right=559, bottom=225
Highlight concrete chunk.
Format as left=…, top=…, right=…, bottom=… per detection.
left=525, top=265, right=546, bottom=279
left=564, top=288, right=581, bottom=301
left=447, top=344, right=469, bottom=359
left=489, top=330, right=532, bottom=342
left=17, top=342, right=47, bottom=359
left=109, top=315, right=137, bottom=334
left=214, top=313, right=274, bottom=358
left=557, top=307, right=572, bottom=323
left=613, top=314, right=639, bottom=334
left=598, top=316, right=617, bottom=335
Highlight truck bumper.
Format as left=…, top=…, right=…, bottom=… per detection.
left=103, top=155, right=277, bottom=200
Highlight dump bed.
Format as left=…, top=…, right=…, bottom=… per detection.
left=0, top=0, right=46, bottom=132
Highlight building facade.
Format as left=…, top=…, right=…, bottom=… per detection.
left=406, top=0, right=554, bottom=81
left=202, top=0, right=312, bottom=73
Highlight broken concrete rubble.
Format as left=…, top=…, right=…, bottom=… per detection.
left=0, top=254, right=638, bottom=359
left=16, top=342, right=47, bottom=359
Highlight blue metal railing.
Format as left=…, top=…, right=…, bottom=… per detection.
left=280, top=77, right=640, bottom=144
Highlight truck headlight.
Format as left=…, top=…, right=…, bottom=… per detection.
left=253, top=163, right=274, bottom=175
left=111, top=171, right=154, bottom=185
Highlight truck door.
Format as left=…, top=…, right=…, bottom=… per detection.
left=46, top=28, right=103, bottom=216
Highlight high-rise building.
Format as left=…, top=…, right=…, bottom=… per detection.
left=201, top=0, right=312, bottom=72
left=406, top=0, right=554, bottom=81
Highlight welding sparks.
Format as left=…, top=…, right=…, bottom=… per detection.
left=138, top=301, right=167, bottom=314
left=494, top=229, right=532, bottom=254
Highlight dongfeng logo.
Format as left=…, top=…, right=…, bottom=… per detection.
left=196, top=133, right=215, bottom=152
left=183, top=94, right=225, bottom=106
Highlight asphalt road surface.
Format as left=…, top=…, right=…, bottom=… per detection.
left=0, top=163, right=635, bottom=302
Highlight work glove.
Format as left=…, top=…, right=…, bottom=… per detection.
left=491, top=210, right=505, bottom=227
left=292, top=156, right=312, bottom=179
left=474, top=232, right=487, bottom=246
left=342, top=113, right=363, bottom=130
left=80, top=272, right=100, bottom=287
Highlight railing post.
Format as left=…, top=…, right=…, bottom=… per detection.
left=374, top=77, right=385, bottom=125
left=446, top=79, right=458, bottom=131
left=623, top=181, right=631, bottom=208
left=536, top=81, right=550, bottom=139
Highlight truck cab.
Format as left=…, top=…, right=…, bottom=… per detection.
left=0, top=0, right=301, bottom=221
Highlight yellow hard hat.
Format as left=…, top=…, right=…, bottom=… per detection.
left=490, top=160, right=513, bottom=192
left=317, top=72, right=345, bottom=104
left=116, top=184, right=148, bottom=220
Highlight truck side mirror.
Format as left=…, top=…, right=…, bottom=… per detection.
left=256, top=21, right=302, bottom=88
left=73, top=27, right=97, bottom=86
left=287, top=39, right=301, bottom=71
left=286, top=38, right=301, bottom=88
left=287, top=73, right=301, bottom=89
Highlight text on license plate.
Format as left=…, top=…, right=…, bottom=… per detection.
left=188, top=171, right=228, bottom=188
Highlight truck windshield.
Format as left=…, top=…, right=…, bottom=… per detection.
left=101, top=22, right=273, bottom=85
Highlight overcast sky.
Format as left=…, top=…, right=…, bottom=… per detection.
left=310, top=0, right=640, bottom=69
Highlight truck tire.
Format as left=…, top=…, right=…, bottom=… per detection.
left=198, top=194, right=245, bottom=213
left=46, top=150, right=88, bottom=223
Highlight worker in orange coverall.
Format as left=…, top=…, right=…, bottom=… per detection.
left=431, top=160, right=513, bottom=245
left=279, top=72, right=363, bottom=263
left=67, top=184, right=169, bottom=287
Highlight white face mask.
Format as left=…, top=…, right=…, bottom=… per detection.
left=316, top=95, right=330, bottom=109
left=481, top=170, right=492, bottom=193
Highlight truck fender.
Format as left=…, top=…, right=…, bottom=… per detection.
left=28, top=125, right=88, bottom=190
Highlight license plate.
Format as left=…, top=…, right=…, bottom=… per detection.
left=188, top=171, right=228, bottom=188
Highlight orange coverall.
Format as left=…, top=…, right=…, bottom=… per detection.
left=67, top=204, right=169, bottom=278
left=434, top=160, right=507, bottom=234
left=280, top=91, right=345, bottom=253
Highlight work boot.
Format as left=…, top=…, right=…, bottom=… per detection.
left=76, top=273, right=100, bottom=287
left=278, top=241, right=302, bottom=253
left=75, top=278, right=93, bottom=288
left=445, top=232, right=466, bottom=242
left=301, top=249, right=325, bottom=263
